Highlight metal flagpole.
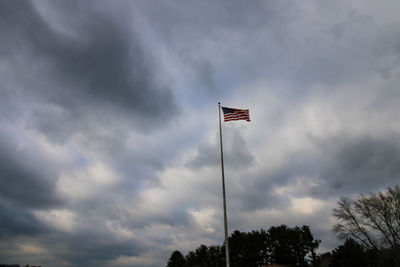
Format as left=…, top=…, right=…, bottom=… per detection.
left=218, top=102, right=230, bottom=267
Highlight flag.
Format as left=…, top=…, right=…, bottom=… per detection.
left=221, top=107, right=250, bottom=122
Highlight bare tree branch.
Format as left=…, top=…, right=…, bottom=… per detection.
left=332, top=186, right=400, bottom=250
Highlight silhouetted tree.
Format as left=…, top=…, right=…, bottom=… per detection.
left=166, top=225, right=320, bottom=267
left=328, top=239, right=400, bottom=267
left=330, top=238, right=369, bottom=267
left=205, top=245, right=225, bottom=267
left=185, top=248, right=202, bottom=267
left=332, top=185, right=400, bottom=266
left=246, top=229, right=269, bottom=266
left=229, top=230, right=268, bottom=266
left=185, top=244, right=223, bottom=267
left=332, top=185, right=400, bottom=250
left=166, top=250, right=186, bottom=267
left=268, top=225, right=320, bottom=266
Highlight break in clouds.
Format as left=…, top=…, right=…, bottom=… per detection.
left=1, top=0, right=400, bottom=266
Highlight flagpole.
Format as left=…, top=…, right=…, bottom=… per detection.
left=218, top=102, right=230, bottom=267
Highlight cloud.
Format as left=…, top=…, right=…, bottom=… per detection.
left=2, top=0, right=400, bottom=266
left=0, top=128, right=63, bottom=209
left=187, top=128, right=254, bottom=170
left=0, top=201, right=48, bottom=238
left=0, top=0, right=179, bottom=143
left=319, top=135, right=400, bottom=192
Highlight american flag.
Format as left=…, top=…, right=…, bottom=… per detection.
left=221, top=107, right=250, bottom=122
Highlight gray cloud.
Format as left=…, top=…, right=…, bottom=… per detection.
left=320, top=135, right=400, bottom=192
left=0, top=201, right=48, bottom=238
left=0, top=133, right=62, bottom=209
left=187, top=129, right=254, bottom=170
left=53, top=234, right=143, bottom=266
left=245, top=134, right=400, bottom=206
left=0, top=0, right=179, bottom=142
left=2, top=0, right=400, bottom=266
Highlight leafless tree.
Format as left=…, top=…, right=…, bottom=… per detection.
left=332, top=185, right=400, bottom=250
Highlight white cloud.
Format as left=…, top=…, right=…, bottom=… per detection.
left=57, top=162, right=120, bottom=201
left=34, top=209, right=77, bottom=233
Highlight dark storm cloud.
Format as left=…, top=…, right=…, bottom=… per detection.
left=135, top=0, right=293, bottom=96
left=52, top=233, right=144, bottom=266
left=0, top=0, right=178, bottom=142
left=0, top=2, right=171, bottom=263
left=0, top=219, right=145, bottom=267
left=0, top=133, right=62, bottom=208
left=321, top=135, right=400, bottom=192
left=139, top=0, right=278, bottom=40
left=235, top=182, right=290, bottom=212
left=0, top=201, right=47, bottom=238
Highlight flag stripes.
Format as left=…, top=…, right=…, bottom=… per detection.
left=221, top=107, right=250, bottom=122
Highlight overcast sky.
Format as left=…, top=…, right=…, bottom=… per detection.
left=1, top=0, right=400, bottom=266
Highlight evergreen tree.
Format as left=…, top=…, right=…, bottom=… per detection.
left=166, top=224, right=320, bottom=267
left=166, top=250, right=186, bottom=267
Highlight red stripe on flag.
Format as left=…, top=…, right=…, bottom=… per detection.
left=222, top=107, right=250, bottom=122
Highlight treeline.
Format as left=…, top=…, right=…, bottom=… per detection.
left=167, top=227, right=399, bottom=267
left=167, top=185, right=400, bottom=267
left=320, top=238, right=400, bottom=267
left=167, top=225, right=320, bottom=267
